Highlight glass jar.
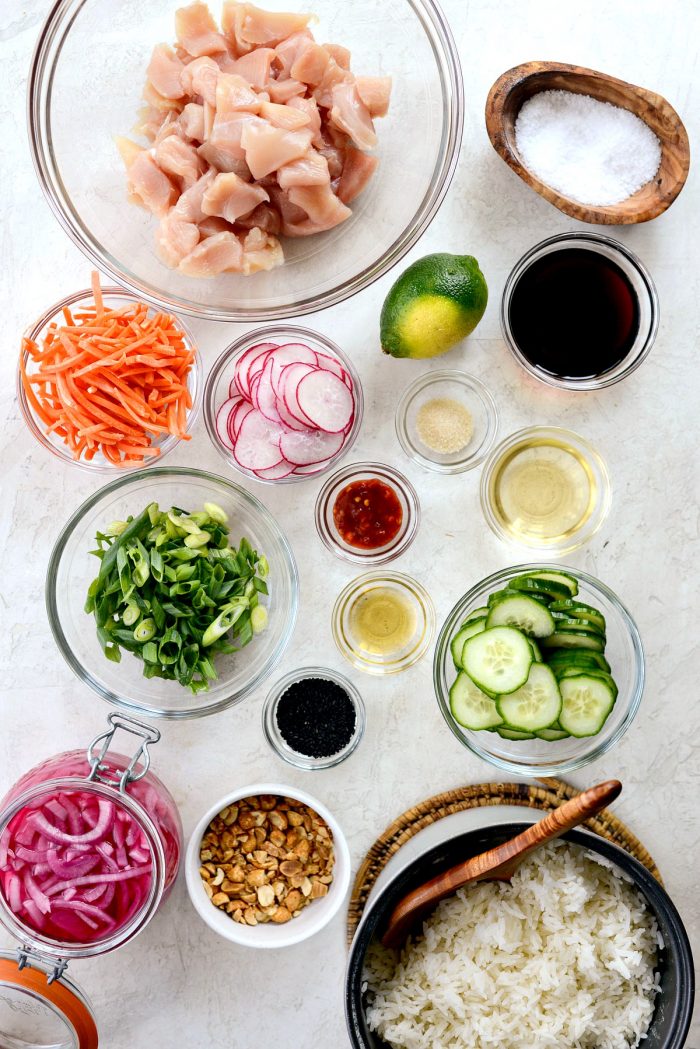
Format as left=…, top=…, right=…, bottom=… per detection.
left=0, top=714, right=182, bottom=1047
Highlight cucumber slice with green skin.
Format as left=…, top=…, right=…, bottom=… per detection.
left=550, top=600, right=606, bottom=632
left=536, top=727, right=571, bottom=741
left=450, top=618, right=487, bottom=668
left=487, top=588, right=550, bottom=608
left=552, top=615, right=606, bottom=638
left=486, top=594, right=555, bottom=638
left=559, top=675, right=616, bottom=737
left=496, top=727, right=535, bottom=740
left=449, top=672, right=503, bottom=730
left=546, top=650, right=611, bottom=673
left=462, top=627, right=533, bottom=695
left=528, top=638, right=543, bottom=662
left=554, top=668, right=618, bottom=698
left=496, top=663, right=562, bottom=732
left=462, top=605, right=489, bottom=624
left=540, top=631, right=605, bottom=652
left=517, top=570, right=579, bottom=597
left=509, top=576, right=572, bottom=602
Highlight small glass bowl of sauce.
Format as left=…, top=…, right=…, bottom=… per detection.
left=332, top=571, right=436, bottom=675
left=315, top=463, right=420, bottom=565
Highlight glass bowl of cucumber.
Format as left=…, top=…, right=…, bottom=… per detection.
left=433, top=564, right=644, bottom=775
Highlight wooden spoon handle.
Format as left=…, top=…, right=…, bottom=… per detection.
left=381, top=780, right=621, bottom=948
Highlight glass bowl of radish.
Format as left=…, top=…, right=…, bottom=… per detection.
left=203, top=327, right=363, bottom=483
left=433, top=564, right=645, bottom=777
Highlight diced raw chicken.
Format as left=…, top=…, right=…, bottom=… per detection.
left=323, top=43, right=351, bottom=69
left=287, top=183, right=351, bottom=229
left=153, top=111, right=181, bottom=146
left=213, top=49, right=240, bottom=73
left=267, top=185, right=309, bottom=226
left=178, top=102, right=206, bottom=141
left=156, top=209, right=200, bottom=267
left=266, top=78, right=306, bottom=104
left=198, top=141, right=252, bottom=178
left=133, top=106, right=166, bottom=141
left=235, top=202, right=281, bottom=234
left=175, top=2, right=228, bottom=57
left=198, top=215, right=233, bottom=236
left=211, top=105, right=264, bottom=157
left=355, top=76, right=392, bottom=118
left=317, top=138, right=346, bottom=179
left=202, top=171, right=269, bottom=222
left=277, top=149, right=329, bottom=188
left=241, top=123, right=312, bottom=179
left=155, top=136, right=205, bottom=186
left=330, top=82, right=376, bottom=150
left=119, top=144, right=177, bottom=216
left=241, top=227, right=284, bottom=274
left=259, top=100, right=310, bottom=130
left=180, top=56, right=219, bottom=105
left=228, top=3, right=311, bottom=47
left=179, top=230, right=244, bottom=275
left=233, top=48, right=276, bottom=88
left=336, top=147, right=378, bottom=203
left=274, top=31, right=314, bottom=79
left=312, top=58, right=351, bottom=109
left=288, top=96, right=322, bottom=145
left=147, top=45, right=186, bottom=99
left=290, top=43, right=330, bottom=86
left=143, top=81, right=184, bottom=114
left=216, top=72, right=262, bottom=115
left=203, top=101, right=215, bottom=138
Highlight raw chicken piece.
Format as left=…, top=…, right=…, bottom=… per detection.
left=216, top=72, right=262, bottom=114
left=355, top=76, right=392, bottom=118
left=211, top=107, right=264, bottom=158
left=119, top=144, right=177, bottom=216
left=288, top=96, right=322, bottom=145
left=153, top=111, right=181, bottom=146
left=198, top=141, right=252, bottom=178
left=147, top=45, right=186, bottom=99
left=203, top=101, right=215, bottom=138
left=323, top=43, right=351, bottom=69
left=277, top=149, right=329, bottom=188
left=268, top=185, right=309, bottom=226
left=266, top=78, right=306, bottom=104
left=202, top=171, right=269, bottom=222
left=287, top=182, right=352, bottom=229
left=241, top=123, right=312, bottom=179
left=178, top=102, right=206, bottom=141
left=156, top=209, right=200, bottom=267
left=133, top=106, right=166, bottom=141
left=180, top=56, right=219, bottom=105
left=213, top=49, right=240, bottom=72
left=235, top=202, right=282, bottom=234
left=312, top=58, right=351, bottom=109
left=176, top=169, right=218, bottom=221
left=178, top=231, right=244, bottom=275
left=155, top=136, right=205, bottom=186
left=336, top=147, right=378, bottom=203
left=274, top=31, right=314, bottom=79
left=317, top=138, right=346, bottom=178
left=175, top=2, right=228, bottom=57
left=290, top=43, right=330, bottom=86
left=143, top=81, right=184, bottom=114
left=198, top=216, right=233, bottom=236
left=259, top=100, right=311, bottom=130
left=241, top=227, right=284, bottom=273
left=330, top=82, right=376, bottom=150
left=232, top=48, right=276, bottom=88
left=226, top=2, right=311, bottom=47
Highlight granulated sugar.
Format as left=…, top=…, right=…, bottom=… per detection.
left=515, top=89, right=661, bottom=206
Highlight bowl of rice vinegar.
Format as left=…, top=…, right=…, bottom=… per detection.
left=480, top=427, right=611, bottom=554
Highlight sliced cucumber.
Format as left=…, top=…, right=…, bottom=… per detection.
left=528, top=638, right=543, bottom=662
left=540, top=631, right=605, bottom=652
left=487, top=587, right=550, bottom=608
left=449, top=672, right=503, bottom=730
left=462, top=605, right=489, bottom=624
left=462, top=627, right=533, bottom=695
left=496, top=663, right=562, bottom=732
left=559, top=675, right=616, bottom=737
left=509, top=576, right=572, bottom=601
left=496, top=727, right=535, bottom=740
left=516, top=570, right=579, bottom=597
left=486, top=594, right=555, bottom=638
left=554, top=668, right=618, bottom=698
left=552, top=615, right=606, bottom=638
left=550, top=600, right=606, bottom=632
left=450, top=618, right=486, bottom=668
left=547, top=650, right=611, bottom=673
left=536, top=727, right=571, bottom=741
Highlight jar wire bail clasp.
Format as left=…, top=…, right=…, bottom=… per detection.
left=86, top=713, right=161, bottom=794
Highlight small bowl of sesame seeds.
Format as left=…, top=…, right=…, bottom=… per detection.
left=395, top=370, right=499, bottom=474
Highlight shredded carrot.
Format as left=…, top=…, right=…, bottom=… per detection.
left=20, top=273, right=196, bottom=466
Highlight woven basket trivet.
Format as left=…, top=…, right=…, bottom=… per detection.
left=346, top=777, right=662, bottom=946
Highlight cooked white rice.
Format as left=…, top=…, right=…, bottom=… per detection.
left=363, top=841, right=661, bottom=1049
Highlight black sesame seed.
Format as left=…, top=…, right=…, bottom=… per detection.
left=275, top=677, right=357, bottom=759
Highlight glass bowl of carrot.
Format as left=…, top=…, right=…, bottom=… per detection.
left=18, top=276, right=202, bottom=471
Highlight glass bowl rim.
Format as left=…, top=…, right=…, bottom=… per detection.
left=394, top=369, right=499, bottom=474
left=433, top=561, right=645, bottom=776
left=202, top=324, right=364, bottom=485
left=479, top=424, right=612, bottom=555
left=314, top=461, right=421, bottom=565
left=500, top=230, right=660, bottom=391
left=45, top=465, right=300, bottom=719
left=17, top=285, right=202, bottom=473
left=262, top=665, right=366, bottom=770
left=27, top=0, right=464, bottom=322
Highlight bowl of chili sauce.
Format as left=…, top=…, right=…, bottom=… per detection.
left=315, top=463, right=420, bottom=565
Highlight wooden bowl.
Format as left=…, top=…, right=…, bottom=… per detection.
left=485, top=61, right=690, bottom=225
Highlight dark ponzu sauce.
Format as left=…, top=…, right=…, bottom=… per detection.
left=333, top=479, right=403, bottom=549
left=508, top=248, right=640, bottom=380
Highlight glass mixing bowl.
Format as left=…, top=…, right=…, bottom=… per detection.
left=46, top=467, right=299, bottom=719
left=29, top=0, right=463, bottom=321
left=433, top=563, right=645, bottom=776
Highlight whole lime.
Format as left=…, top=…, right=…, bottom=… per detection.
left=380, top=253, right=488, bottom=359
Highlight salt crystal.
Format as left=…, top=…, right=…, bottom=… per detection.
left=514, top=89, right=662, bottom=206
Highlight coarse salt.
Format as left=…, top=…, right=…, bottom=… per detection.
left=514, top=89, right=662, bottom=206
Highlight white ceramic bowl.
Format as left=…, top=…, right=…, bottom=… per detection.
left=185, top=782, right=350, bottom=948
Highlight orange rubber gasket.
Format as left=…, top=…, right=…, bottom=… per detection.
left=0, top=958, right=98, bottom=1048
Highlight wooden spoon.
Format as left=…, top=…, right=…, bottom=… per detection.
left=381, top=779, right=621, bottom=948
left=485, top=61, right=690, bottom=225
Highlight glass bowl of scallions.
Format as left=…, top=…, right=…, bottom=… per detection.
left=46, top=467, right=299, bottom=719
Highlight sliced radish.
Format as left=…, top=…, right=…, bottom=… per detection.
left=256, top=357, right=282, bottom=424
left=216, top=396, right=240, bottom=450
left=235, top=342, right=277, bottom=399
left=228, top=402, right=253, bottom=445
left=268, top=343, right=318, bottom=393
left=254, top=458, right=296, bottom=479
left=229, top=375, right=244, bottom=400
left=280, top=428, right=345, bottom=466
left=276, top=398, right=309, bottom=432
left=295, top=370, right=354, bottom=433
left=279, top=363, right=318, bottom=425
left=248, top=371, right=262, bottom=410
left=314, top=352, right=352, bottom=389
left=233, top=409, right=286, bottom=471
left=292, top=461, right=336, bottom=475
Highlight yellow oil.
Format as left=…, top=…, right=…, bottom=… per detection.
left=488, top=437, right=596, bottom=544
left=347, top=587, right=417, bottom=657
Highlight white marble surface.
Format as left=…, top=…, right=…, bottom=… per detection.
left=1, top=0, right=699, bottom=1045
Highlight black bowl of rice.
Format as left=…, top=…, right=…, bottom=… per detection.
left=346, top=826, right=694, bottom=1049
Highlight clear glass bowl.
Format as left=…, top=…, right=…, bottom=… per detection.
left=501, top=232, right=659, bottom=390
left=332, top=571, right=435, bottom=675
left=18, top=287, right=201, bottom=472
left=433, top=563, right=645, bottom=776
left=203, top=326, right=363, bottom=484
left=315, top=462, right=419, bottom=564
left=29, top=0, right=463, bottom=322
left=262, top=667, right=366, bottom=770
left=46, top=467, right=299, bottom=719
left=395, top=370, right=499, bottom=473
left=480, top=426, right=612, bottom=555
